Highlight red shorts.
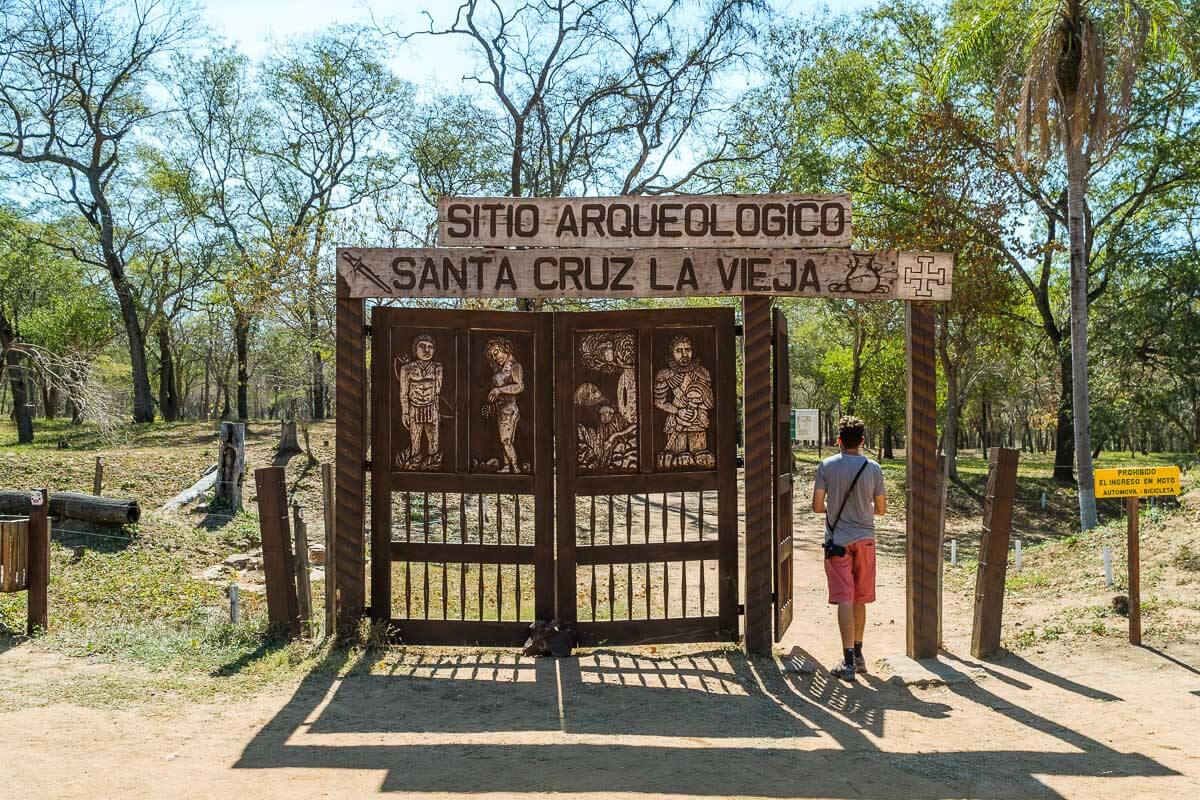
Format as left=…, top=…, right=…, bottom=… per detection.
left=825, top=538, right=876, bottom=604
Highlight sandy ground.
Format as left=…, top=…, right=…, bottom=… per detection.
left=3, top=514, right=1200, bottom=799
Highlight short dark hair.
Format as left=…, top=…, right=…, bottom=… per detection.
left=838, top=415, right=865, bottom=448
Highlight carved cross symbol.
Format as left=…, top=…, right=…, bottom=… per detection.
left=903, top=255, right=946, bottom=298
left=340, top=250, right=391, bottom=295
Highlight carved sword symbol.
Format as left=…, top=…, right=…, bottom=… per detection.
left=340, top=250, right=391, bottom=295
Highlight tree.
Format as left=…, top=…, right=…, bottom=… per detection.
left=939, top=0, right=1196, bottom=527
left=401, top=0, right=765, bottom=310
left=171, top=30, right=406, bottom=420
left=0, top=0, right=196, bottom=423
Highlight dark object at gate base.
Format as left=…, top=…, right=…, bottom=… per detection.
left=1112, top=595, right=1130, bottom=616
left=523, top=619, right=574, bottom=657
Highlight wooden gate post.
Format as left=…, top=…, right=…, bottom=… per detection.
left=743, top=296, right=774, bottom=654
left=905, top=302, right=940, bottom=659
left=970, top=447, right=1020, bottom=658
left=321, top=462, right=338, bottom=637
left=334, top=278, right=367, bottom=623
left=27, top=488, right=49, bottom=635
left=254, top=466, right=301, bottom=637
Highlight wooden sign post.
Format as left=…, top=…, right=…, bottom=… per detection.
left=1095, top=466, right=1181, bottom=645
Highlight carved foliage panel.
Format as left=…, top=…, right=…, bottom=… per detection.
left=573, top=330, right=640, bottom=476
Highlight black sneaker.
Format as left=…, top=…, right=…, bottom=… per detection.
left=830, top=661, right=857, bottom=681
left=854, top=654, right=867, bottom=674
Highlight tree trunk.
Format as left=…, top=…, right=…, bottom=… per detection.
left=112, top=273, right=155, bottom=424
left=234, top=316, right=250, bottom=421
left=1054, top=347, right=1075, bottom=482
left=201, top=348, right=211, bottom=421
left=0, top=311, right=33, bottom=444
left=847, top=327, right=864, bottom=414
left=882, top=424, right=894, bottom=459
left=306, top=216, right=329, bottom=420
left=215, top=421, right=246, bottom=512
left=157, top=323, right=180, bottom=422
left=1065, top=145, right=1098, bottom=529
left=943, top=364, right=960, bottom=479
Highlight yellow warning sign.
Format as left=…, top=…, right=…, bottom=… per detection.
left=1094, top=466, right=1181, bottom=499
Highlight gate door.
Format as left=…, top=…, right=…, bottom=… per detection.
left=556, top=308, right=738, bottom=645
left=772, top=307, right=795, bottom=640
left=370, top=308, right=553, bottom=645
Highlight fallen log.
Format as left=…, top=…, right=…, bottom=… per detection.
left=0, top=490, right=141, bottom=525
left=162, top=463, right=218, bottom=511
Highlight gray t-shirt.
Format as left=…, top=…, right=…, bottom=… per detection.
left=814, top=452, right=885, bottom=546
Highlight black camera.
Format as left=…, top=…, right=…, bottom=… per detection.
left=823, top=539, right=847, bottom=559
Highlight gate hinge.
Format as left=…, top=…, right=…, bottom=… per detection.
left=771, top=591, right=777, bottom=603
left=734, top=324, right=743, bottom=337
left=364, top=324, right=372, bottom=336
left=737, top=603, right=745, bottom=616
left=365, top=459, right=372, bottom=472
left=736, top=456, right=745, bottom=468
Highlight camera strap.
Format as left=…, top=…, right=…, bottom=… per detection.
left=825, top=459, right=870, bottom=545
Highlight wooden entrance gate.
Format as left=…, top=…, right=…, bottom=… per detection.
left=369, top=308, right=554, bottom=645
left=555, top=308, right=739, bottom=645
left=368, top=306, right=739, bottom=646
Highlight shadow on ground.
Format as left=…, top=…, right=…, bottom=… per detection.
left=234, top=644, right=1175, bottom=798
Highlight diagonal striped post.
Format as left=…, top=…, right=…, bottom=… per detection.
left=906, top=302, right=940, bottom=658
left=743, top=297, right=774, bottom=654
left=335, top=277, right=367, bottom=626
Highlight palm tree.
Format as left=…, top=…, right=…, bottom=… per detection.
left=937, top=0, right=1193, bottom=529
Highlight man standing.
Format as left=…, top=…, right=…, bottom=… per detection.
left=812, top=415, right=887, bottom=681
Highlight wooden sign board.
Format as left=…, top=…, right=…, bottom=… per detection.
left=437, top=195, right=852, bottom=248
left=1095, top=466, right=1181, bottom=499
left=336, top=247, right=953, bottom=301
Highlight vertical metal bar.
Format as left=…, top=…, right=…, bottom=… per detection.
left=496, top=494, right=504, bottom=621
left=590, top=495, right=597, bottom=621
left=441, top=493, right=448, bottom=620
left=662, top=493, right=669, bottom=618
left=626, top=494, right=633, bottom=619
left=681, top=493, right=688, bottom=617
left=515, top=494, right=522, bottom=621
left=644, top=493, right=651, bottom=618
left=423, top=492, right=430, bottom=619
left=460, top=492, right=466, bottom=620
left=698, top=490, right=704, bottom=540
left=608, top=495, right=615, bottom=620
left=478, top=492, right=484, bottom=620
left=404, top=492, right=411, bottom=619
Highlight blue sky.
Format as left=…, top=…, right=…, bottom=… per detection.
left=201, top=0, right=876, bottom=88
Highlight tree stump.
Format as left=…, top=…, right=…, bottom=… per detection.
left=278, top=400, right=301, bottom=455
left=215, top=421, right=246, bottom=512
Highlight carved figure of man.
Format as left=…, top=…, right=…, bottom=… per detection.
left=485, top=336, right=524, bottom=473
left=653, top=335, right=713, bottom=461
left=396, top=334, right=442, bottom=465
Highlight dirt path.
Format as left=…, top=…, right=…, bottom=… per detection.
left=3, top=517, right=1200, bottom=798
